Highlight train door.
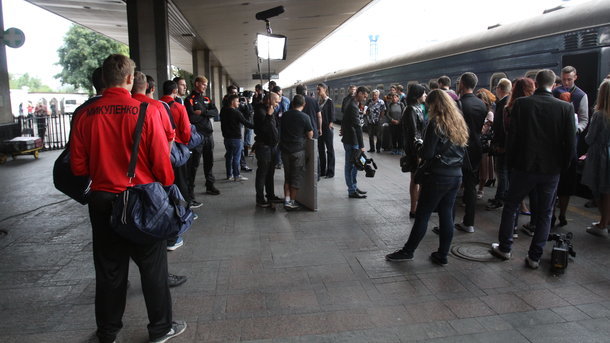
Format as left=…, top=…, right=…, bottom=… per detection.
left=561, top=52, right=599, bottom=109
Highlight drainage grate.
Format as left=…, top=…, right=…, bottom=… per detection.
left=451, top=242, right=499, bottom=262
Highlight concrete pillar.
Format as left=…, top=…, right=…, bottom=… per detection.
left=126, top=0, right=170, bottom=98
left=192, top=49, right=212, bottom=96
left=212, top=66, right=222, bottom=107
left=0, top=0, right=13, bottom=124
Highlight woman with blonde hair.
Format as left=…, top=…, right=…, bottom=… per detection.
left=583, top=80, right=610, bottom=236
left=386, top=90, right=468, bottom=265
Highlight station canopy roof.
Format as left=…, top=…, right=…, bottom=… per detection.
left=26, top=0, right=373, bottom=89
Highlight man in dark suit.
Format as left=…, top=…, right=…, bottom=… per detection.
left=342, top=86, right=369, bottom=199
left=491, top=69, right=576, bottom=269
left=455, top=72, right=487, bottom=233
left=487, top=78, right=512, bottom=210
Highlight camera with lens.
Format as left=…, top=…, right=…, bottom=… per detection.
left=547, top=232, right=576, bottom=275
left=353, top=151, right=378, bottom=177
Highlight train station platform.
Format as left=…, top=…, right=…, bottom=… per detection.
left=0, top=123, right=609, bottom=342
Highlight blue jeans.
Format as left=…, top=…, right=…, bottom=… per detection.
left=343, top=143, right=359, bottom=194
left=403, top=174, right=461, bottom=257
left=497, top=169, right=560, bottom=260
left=494, top=154, right=509, bottom=202
left=224, top=138, right=243, bottom=178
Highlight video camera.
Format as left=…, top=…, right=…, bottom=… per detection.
left=547, top=232, right=576, bottom=275
left=353, top=151, right=378, bottom=178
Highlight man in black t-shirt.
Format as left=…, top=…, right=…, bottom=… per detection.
left=280, top=95, right=314, bottom=210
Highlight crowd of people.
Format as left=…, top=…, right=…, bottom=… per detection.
left=68, top=53, right=610, bottom=342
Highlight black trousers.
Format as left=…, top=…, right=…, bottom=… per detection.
left=318, top=128, right=335, bottom=177
left=88, top=191, right=172, bottom=343
left=173, top=161, right=190, bottom=203
left=255, top=144, right=277, bottom=203
left=460, top=161, right=480, bottom=227
left=391, top=124, right=402, bottom=150
left=368, top=123, right=381, bottom=152
left=187, top=135, right=215, bottom=199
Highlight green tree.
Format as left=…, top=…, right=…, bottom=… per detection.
left=55, top=25, right=128, bottom=95
left=9, top=73, right=54, bottom=92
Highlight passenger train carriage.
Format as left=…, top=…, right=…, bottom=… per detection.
left=290, top=0, right=610, bottom=122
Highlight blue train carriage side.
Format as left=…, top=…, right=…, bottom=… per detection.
left=298, top=0, right=610, bottom=122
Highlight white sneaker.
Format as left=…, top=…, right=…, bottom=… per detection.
left=586, top=224, right=608, bottom=237
left=525, top=255, right=540, bottom=269
left=234, top=175, right=248, bottom=181
left=490, top=243, right=511, bottom=260
left=455, top=222, right=475, bottom=233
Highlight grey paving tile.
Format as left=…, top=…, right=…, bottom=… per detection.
left=404, top=301, right=457, bottom=323
left=550, top=305, right=592, bottom=321
left=480, top=293, right=534, bottom=314
left=475, top=315, right=514, bottom=331
left=420, top=329, right=530, bottom=343
left=447, top=317, right=486, bottom=335
left=442, top=297, right=495, bottom=319
left=518, top=321, right=609, bottom=343
left=551, top=284, right=605, bottom=305
left=500, top=309, right=565, bottom=328
left=576, top=303, right=610, bottom=318
left=515, top=289, right=571, bottom=309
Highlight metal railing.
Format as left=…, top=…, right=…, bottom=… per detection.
left=14, top=114, right=73, bottom=150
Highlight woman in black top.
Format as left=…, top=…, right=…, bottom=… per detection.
left=401, top=84, right=427, bottom=218
left=386, top=90, right=469, bottom=265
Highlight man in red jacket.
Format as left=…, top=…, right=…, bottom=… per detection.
left=71, top=54, right=186, bottom=343
left=131, top=72, right=175, bottom=145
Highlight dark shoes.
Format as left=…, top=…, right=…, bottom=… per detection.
left=430, top=252, right=448, bottom=265
left=486, top=199, right=503, bottom=210
left=284, top=200, right=300, bottom=211
left=356, top=188, right=367, bottom=194
left=206, top=186, right=220, bottom=195
left=256, top=201, right=271, bottom=208
left=189, top=200, right=203, bottom=208
left=150, top=320, right=187, bottom=343
left=348, top=192, right=367, bottom=199
left=268, top=195, right=284, bottom=203
left=168, top=274, right=187, bottom=288
left=490, top=243, right=511, bottom=260
left=385, top=249, right=413, bottom=262
left=409, top=212, right=416, bottom=218
left=367, top=149, right=375, bottom=153
left=241, top=166, right=253, bottom=172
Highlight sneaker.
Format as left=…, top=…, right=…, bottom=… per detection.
left=513, top=229, right=519, bottom=239
left=486, top=200, right=503, bottom=210
left=193, top=213, right=198, bottom=220
left=521, top=223, right=535, bottom=237
left=385, top=249, right=413, bottom=262
left=206, top=187, right=220, bottom=195
left=476, top=190, right=484, bottom=199
left=430, top=252, right=448, bottom=265
left=525, top=255, right=540, bottom=269
left=348, top=192, right=367, bottom=199
left=167, top=237, right=184, bottom=251
left=490, top=243, right=511, bottom=260
left=455, top=223, right=475, bottom=233
left=275, top=164, right=282, bottom=169
left=150, top=321, right=187, bottom=343
left=284, top=200, right=299, bottom=211
left=256, top=201, right=271, bottom=208
left=241, top=166, right=253, bottom=172
left=168, top=274, right=187, bottom=288
left=189, top=200, right=203, bottom=209
left=586, top=224, right=608, bottom=237
left=234, top=175, right=248, bottom=182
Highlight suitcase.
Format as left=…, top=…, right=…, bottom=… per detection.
left=1, top=136, right=43, bottom=152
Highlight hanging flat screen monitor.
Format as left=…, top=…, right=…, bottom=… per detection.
left=256, top=33, right=287, bottom=60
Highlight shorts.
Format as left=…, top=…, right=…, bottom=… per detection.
left=281, top=150, right=306, bottom=189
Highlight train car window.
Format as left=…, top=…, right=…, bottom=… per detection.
left=525, top=70, right=539, bottom=80
left=490, top=72, right=508, bottom=91
left=340, top=88, right=345, bottom=96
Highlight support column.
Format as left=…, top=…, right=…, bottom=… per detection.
left=212, top=66, right=222, bottom=106
left=126, top=0, right=170, bottom=98
left=192, top=48, right=212, bottom=97
left=0, top=0, right=13, bottom=124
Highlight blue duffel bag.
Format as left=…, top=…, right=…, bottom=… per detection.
left=110, top=103, right=193, bottom=245
left=111, top=182, right=193, bottom=245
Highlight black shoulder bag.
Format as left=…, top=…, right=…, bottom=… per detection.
left=110, top=103, right=193, bottom=245
left=413, top=138, right=452, bottom=185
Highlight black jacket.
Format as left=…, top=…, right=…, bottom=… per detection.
left=185, top=91, right=218, bottom=136
left=341, top=100, right=364, bottom=147
left=253, top=104, right=279, bottom=146
left=220, top=106, right=254, bottom=139
left=419, top=120, right=465, bottom=177
left=459, top=93, right=487, bottom=168
left=507, top=88, right=576, bottom=174
left=491, top=95, right=509, bottom=153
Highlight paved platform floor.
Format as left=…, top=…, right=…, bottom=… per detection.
left=1, top=125, right=609, bottom=342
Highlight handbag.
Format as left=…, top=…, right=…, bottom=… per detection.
left=413, top=138, right=452, bottom=184
left=52, top=96, right=101, bottom=204
left=110, top=103, right=193, bottom=245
